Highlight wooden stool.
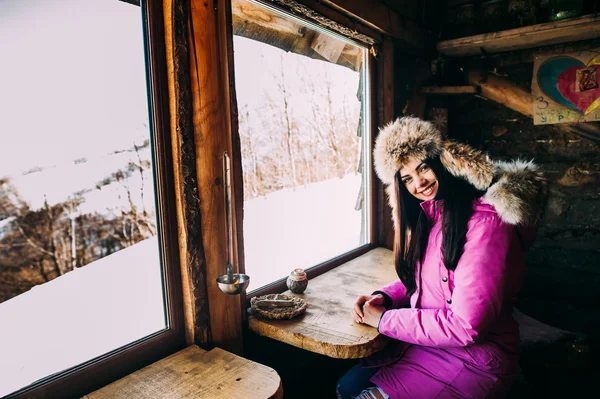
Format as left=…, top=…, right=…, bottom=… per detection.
left=84, top=345, right=283, bottom=399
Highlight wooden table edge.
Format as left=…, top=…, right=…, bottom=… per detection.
left=248, top=316, right=390, bottom=359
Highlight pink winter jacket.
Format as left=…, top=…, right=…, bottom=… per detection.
left=377, top=198, right=535, bottom=357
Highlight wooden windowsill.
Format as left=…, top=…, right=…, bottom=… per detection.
left=248, top=247, right=396, bottom=359
left=437, top=14, right=600, bottom=57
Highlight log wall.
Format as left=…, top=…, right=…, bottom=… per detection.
left=445, top=63, right=600, bottom=346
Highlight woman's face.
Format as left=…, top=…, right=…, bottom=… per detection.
left=399, top=158, right=439, bottom=201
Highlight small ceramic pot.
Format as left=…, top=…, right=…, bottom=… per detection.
left=286, top=268, right=308, bottom=294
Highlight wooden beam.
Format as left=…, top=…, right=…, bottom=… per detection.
left=189, top=0, right=244, bottom=354
left=438, top=14, right=600, bottom=57
left=420, top=85, right=479, bottom=95
left=403, top=60, right=430, bottom=119
left=377, top=38, right=395, bottom=250
left=466, top=69, right=532, bottom=116
left=314, top=0, right=432, bottom=51
left=221, top=0, right=249, bottom=329
left=476, top=38, right=600, bottom=68
left=368, top=50, right=378, bottom=249
left=232, top=0, right=362, bottom=71
left=466, top=69, right=600, bottom=144
left=163, top=0, right=212, bottom=348
left=258, top=0, right=380, bottom=45
left=232, top=0, right=303, bottom=36
left=377, top=0, right=419, bottom=20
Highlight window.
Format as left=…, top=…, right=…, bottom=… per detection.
left=231, top=0, right=372, bottom=293
left=0, top=0, right=183, bottom=397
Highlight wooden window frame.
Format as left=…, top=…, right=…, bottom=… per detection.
left=169, top=0, right=397, bottom=355
left=5, top=1, right=186, bottom=397
left=228, top=0, right=389, bottom=300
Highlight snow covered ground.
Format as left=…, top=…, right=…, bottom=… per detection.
left=244, top=173, right=366, bottom=291
left=0, top=238, right=165, bottom=397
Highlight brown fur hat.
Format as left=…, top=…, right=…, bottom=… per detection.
left=374, top=117, right=444, bottom=185
left=374, top=117, right=547, bottom=225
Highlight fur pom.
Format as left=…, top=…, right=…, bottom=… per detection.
left=374, top=117, right=442, bottom=185
left=440, top=141, right=495, bottom=190
left=484, top=160, right=548, bottom=225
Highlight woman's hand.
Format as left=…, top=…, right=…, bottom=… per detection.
left=352, top=294, right=385, bottom=324
left=362, top=301, right=385, bottom=328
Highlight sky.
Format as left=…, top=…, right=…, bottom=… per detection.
left=0, top=0, right=149, bottom=178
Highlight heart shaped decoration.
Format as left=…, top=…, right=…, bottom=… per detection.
left=537, top=55, right=600, bottom=115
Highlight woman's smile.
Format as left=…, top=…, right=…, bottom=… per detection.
left=419, top=181, right=437, bottom=198
left=400, top=158, right=439, bottom=201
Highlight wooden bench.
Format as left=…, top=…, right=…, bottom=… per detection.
left=84, top=345, right=283, bottom=399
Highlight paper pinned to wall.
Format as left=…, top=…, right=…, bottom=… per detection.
left=532, top=48, right=600, bottom=125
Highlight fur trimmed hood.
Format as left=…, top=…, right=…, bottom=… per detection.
left=374, top=117, right=548, bottom=226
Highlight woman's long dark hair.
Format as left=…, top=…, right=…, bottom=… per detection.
left=393, top=156, right=483, bottom=295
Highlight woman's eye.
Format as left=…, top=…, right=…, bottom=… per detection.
left=402, top=178, right=411, bottom=185
left=419, top=165, right=429, bottom=172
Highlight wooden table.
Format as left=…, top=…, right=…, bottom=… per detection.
left=84, top=345, right=283, bottom=399
left=249, top=247, right=396, bottom=359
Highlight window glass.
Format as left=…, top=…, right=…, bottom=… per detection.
left=232, top=0, right=370, bottom=292
left=0, top=1, right=167, bottom=396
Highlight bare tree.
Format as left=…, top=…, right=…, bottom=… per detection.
left=276, top=54, right=298, bottom=186
left=235, top=50, right=363, bottom=198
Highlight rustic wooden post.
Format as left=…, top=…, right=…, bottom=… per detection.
left=186, top=0, right=244, bottom=354
left=376, top=38, right=396, bottom=250
left=163, top=0, right=212, bottom=347
left=163, top=0, right=244, bottom=354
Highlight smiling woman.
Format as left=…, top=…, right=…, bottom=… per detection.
left=341, top=117, right=547, bottom=398
left=399, top=159, right=439, bottom=201
left=0, top=0, right=184, bottom=397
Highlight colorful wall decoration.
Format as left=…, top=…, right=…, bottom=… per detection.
left=532, top=48, right=600, bottom=125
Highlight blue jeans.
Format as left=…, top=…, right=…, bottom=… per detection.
left=336, top=364, right=381, bottom=399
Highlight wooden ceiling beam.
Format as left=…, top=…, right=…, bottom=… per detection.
left=302, top=0, right=432, bottom=51
left=466, top=69, right=600, bottom=145
left=232, top=0, right=304, bottom=36
left=420, top=85, right=479, bottom=95
left=438, top=14, right=600, bottom=57
left=466, top=39, right=600, bottom=68
left=232, top=0, right=363, bottom=71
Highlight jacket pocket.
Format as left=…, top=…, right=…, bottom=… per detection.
left=463, top=344, right=497, bottom=368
